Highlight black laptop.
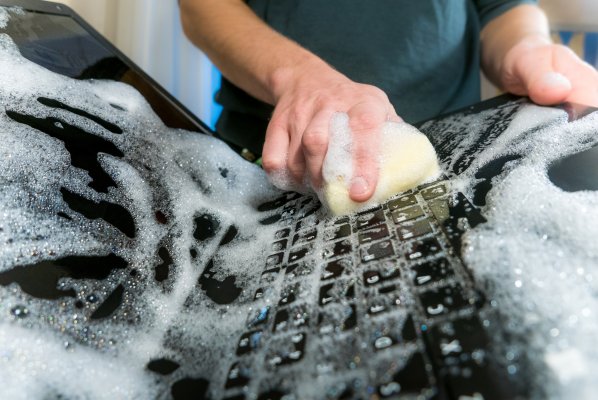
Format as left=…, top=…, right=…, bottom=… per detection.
left=1, top=1, right=597, bottom=399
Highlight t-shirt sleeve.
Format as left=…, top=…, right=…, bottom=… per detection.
left=474, top=0, right=539, bottom=27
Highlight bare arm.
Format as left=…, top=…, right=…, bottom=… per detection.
left=481, top=4, right=598, bottom=106
left=180, top=0, right=318, bottom=105
left=180, top=0, right=401, bottom=201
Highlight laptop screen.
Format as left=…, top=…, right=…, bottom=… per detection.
left=0, top=5, right=210, bottom=133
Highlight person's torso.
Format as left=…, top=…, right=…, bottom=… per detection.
left=217, top=0, right=481, bottom=153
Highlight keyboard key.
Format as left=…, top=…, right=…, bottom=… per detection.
left=361, top=240, right=395, bottom=262
left=259, top=214, right=282, bottom=225
left=271, top=239, right=287, bottom=252
left=428, top=197, right=450, bottom=223
left=265, top=253, right=284, bottom=268
left=324, top=223, right=351, bottom=241
left=334, top=216, right=350, bottom=226
left=246, top=306, right=270, bottom=328
left=292, top=228, right=317, bottom=246
left=224, top=395, right=246, bottom=400
left=285, top=261, right=315, bottom=280
left=366, top=294, right=402, bottom=316
left=225, top=362, right=251, bottom=389
left=260, top=268, right=280, bottom=284
left=391, top=205, right=424, bottom=223
left=363, top=264, right=400, bottom=286
left=424, top=316, right=518, bottom=399
left=280, top=205, right=297, bottom=220
left=378, top=284, right=397, bottom=294
left=322, top=239, right=352, bottom=259
left=237, top=330, right=262, bottom=355
left=257, top=389, right=290, bottom=400
left=405, top=237, right=442, bottom=260
left=288, top=245, right=313, bottom=263
left=317, top=303, right=357, bottom=333
left=401, top=314, right=417, bottom=341
left=412, top=258, right=453, bottom=286
left=419, top=284, right=468, bottom=317
left=358, top=224, right=390, bottom=244
left=369, top=316, right=405, bottom=350
left=363, top=270, right=382, bottom=286
left=420, top=183, right=447, bottom=200
left=323, top=381, right=360, bottom=400
left=266, top=332, right=307, bottom=368
left=278, top=282, right=300, bottom=306
left=299, top=202, right=321, bottom=218
left=257, top=192, right=301, bottom=211
left=295, top=216, right=319, bottom=232
left=274, top=228, right=291, bottom=239
left=321, top=258, right=352, bottom=281
left=254, top=288, right=264, bottom=300
left=355, top=209, right=386, bottom=230
left=376, top=352, right=430, bottom=397
left=319, top=280, right=356, bottom=306
left=273, top=304, right=310, bottom=332
left=387, top=193, right=417, bottom=210
left=397, top=219, right=432, bottom=241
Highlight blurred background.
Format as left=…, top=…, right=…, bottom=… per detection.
left=56, top=0, right=598, bottom=129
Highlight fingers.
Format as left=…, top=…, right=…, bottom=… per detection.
left=302, top=108, right=334, bottom=189
left=262, top=116, right=288, bottom=174
left=263, top=105, right=312, bottom=190
left=286, top=106, right=313, bottom=184
left=347, top=102, right=386, bottom=202
left=511, top=44, right=574, bottom=105
left=557, top=57, right=598, bottom=107
left=514, top=45, right=598, bottom=108
left=513, top=43, right=598, bottom=107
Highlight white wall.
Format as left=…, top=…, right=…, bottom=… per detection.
left=540, top=0, right=598, bottom=31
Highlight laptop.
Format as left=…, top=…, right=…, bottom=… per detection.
left=0, top=1, right=597, bottom=399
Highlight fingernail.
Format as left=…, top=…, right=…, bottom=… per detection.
left=350, top=176, right=369, bottom=196
left=542, top=72, right=571, bottom=88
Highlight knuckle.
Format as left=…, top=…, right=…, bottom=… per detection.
left=262, top=155, right=285, bottom=173
left=302, top=129, right=328, bottom=154
left=266, top=119, right=286, bottom=134
left=287, top=160, right=305, bottom=182
left=350, top=112, right=380, bottom=132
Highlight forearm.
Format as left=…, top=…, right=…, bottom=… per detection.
left=480, top=4, right=551, bottom=88
left=179, top=0, right=330, bottom=105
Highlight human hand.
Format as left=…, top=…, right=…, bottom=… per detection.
left=501, top=37, right=598, bottom=107
left=261, top=59, right=401, bottom=202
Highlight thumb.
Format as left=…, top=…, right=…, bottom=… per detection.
left=510, top=46, right=573, bottom=105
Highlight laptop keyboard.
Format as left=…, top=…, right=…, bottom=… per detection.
left=225, top=180, right=513, bottom=400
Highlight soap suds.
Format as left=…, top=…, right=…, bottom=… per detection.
left=0, top=31, right=283, bottom=398
left=427, top=101, right=598, bottom=399
left=1, top=10, right=598, bottom=398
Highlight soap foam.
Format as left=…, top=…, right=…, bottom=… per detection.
left=438, top=103, right=598, bottom=399
left=0, top=31, right=284, bottom=398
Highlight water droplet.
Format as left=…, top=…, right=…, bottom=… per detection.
left=86, top=293, right=99, bottom=303
left=10, top=305, right=29, bottom=318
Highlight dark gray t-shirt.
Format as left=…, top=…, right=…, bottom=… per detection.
left=215, top=0, right=536, bottom=154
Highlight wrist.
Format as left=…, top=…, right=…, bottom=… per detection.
left=268, top=55, right=337, bottom=103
